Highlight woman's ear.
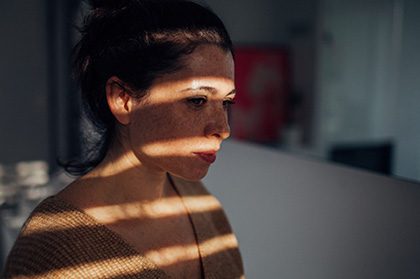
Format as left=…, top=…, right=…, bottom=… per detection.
left=105, top=76, right=133, bottom=125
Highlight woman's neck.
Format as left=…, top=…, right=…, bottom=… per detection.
left=88, top=142, right=173, bottom=204
left=58, top=139, right=176, bottom=214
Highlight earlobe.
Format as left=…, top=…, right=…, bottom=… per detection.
left=106, top=76, right=132, bottom=125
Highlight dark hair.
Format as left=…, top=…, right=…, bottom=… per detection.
left=63, top=0, right=233, bottom=175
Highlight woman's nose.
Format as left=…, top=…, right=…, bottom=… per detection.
left=204, top=106, right=231, bottom=140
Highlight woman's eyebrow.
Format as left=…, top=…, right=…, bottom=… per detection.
left=180, top=86, right=216, bottom=93
left=226, top=89, right=236, bottom=96
left=180, top=86, right=236, bottom=96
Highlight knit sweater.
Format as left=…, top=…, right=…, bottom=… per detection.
left=3, top=176, right=244, bottom=278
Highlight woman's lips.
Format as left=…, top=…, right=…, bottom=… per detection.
left=194, top=152, right=217, bottom=164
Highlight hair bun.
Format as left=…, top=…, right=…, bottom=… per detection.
left=89, top=0, right=138, bottom=9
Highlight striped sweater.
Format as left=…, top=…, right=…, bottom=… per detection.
left=3, top=177, right=244, bottom=278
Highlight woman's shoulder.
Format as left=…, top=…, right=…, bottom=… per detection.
left=4, top=196, right=82, bottom=247
left=3, top=196, right=96, bottom=263
left=11, top=195, right=94, bottom=239
left=3, top=196, right=168, bottom=278
left=2, top=196, right=89, bottom=277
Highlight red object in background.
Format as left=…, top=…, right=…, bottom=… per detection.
left=232, top=47, right=290, bottom=144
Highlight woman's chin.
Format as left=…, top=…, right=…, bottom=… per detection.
left=169, top=168, right=209, bottom=182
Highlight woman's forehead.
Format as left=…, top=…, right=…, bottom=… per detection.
left=180, top=45, right=234, bottom=77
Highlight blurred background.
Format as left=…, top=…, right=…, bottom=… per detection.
left=1, top=0, right=420, bottom=277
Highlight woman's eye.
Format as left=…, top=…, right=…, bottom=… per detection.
left=188, top=97, right=207, bottom=107
left=223, top=99, right=236, bottom=109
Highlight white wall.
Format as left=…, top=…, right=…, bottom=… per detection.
left=205, top=140, right=420, bottom=279
left=0, top=1, right=49, bottom=163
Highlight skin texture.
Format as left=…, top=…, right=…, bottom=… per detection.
left=57, top=45, right=235, bottom=278
left=120, top=44, right=235, bottom=181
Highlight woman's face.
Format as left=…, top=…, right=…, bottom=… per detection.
left=126, top=45, right=235, bottom=181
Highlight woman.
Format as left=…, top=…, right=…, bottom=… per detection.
left=3, top=0, right=244, bottom=278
